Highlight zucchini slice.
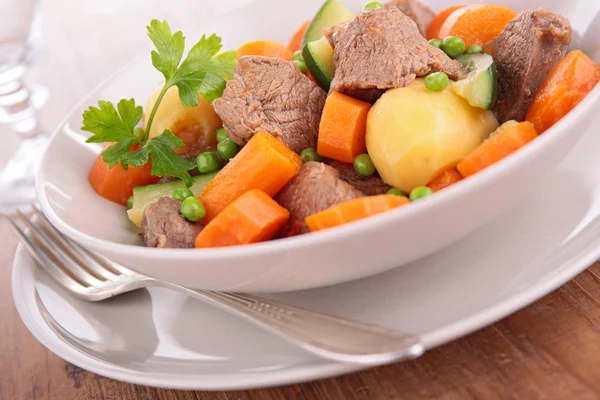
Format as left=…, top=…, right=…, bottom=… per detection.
left=303, top=37, right=335, bottom=91
left=451, top=54, right=498, bottom=111
left=302, top=0, right=354, bottom=45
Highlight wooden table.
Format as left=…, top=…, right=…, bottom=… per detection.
left=3, top=219, right=600, bottom=399
left=4, top=1, right=600, bottom=399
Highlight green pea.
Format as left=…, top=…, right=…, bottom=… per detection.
left=180, top=197, right=206, bottom=222
left=216, top=128, right=229, bottom=142
left=353, top=154, right=376, bottom=178
left=387, top=188, right=407, bottom=197
left=127, top=196, right=134, bottom=210
left=293, top=50, right=304, bottom=62
left=300, top=148, right=321, bottom=164
left=465, top=44, right=483, bottom=54
left=424, top=72, right=449, bottom=92
left=196, top=152, right=220, bottom=174
left=363, top=1, right=384, bottom=9
left=442, top=36, right=466, bottom=59
left=410, top=186, right=433, bottom=202
left=293, top=60, right=308, bottom=74
left=217, top=137, right=240, bottom=161
left=173, top=187, right=194, bottom=202
left=429, top=39, right=443, bottom=49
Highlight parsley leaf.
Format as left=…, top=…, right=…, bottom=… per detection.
left=82, top=99, right=143, bottom=144
left=102, top=138, right=135, bottom=169
left=120, top=131, right=195, bottom=186
left=81, top=20, right=237, bottom=188
left=169, top=33, right=237, bottom=105
left=147, top=19, right=185, bottom=80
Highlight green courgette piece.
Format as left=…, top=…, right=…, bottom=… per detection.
left=127, top=172, right=218, bottom=227
left=303, top=37, right=335, bottom=91
left=451, top=54, right=498, bottom=111
left=302, top=0, right=355, bottom=45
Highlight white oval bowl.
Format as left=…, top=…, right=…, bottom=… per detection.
left=38, top=0, right=600, bottom=292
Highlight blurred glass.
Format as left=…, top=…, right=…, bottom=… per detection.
left=0, top=0, right=39, bottom=70
left=0, top=0, right=46, bottom=212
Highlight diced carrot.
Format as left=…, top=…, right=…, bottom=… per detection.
left=195, top=189, right=289, bottom=248
left=199, top=132, right=302, bottom=223
left=317, top=92, right=371, bottom=164
left=426, top=4, right=465, bottom=40
left=237, top=40, right=293, bottom=61
left=456, top=121, right=538, bottom=178
left=438, top=4, right=516, bottom=47
left=305, top=195, right=409, bottom=232
left=88, top=144, right=160, bottom=206
left=526, top=50, right=600, bottom=134
left=428, top=168, right=463, bottom=192
left=288, top=20, right=311, bottom=53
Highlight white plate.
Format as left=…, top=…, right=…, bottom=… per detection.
left=14, top=114, right=600, bottom=389
left=36, top=0, right=600, bottom=293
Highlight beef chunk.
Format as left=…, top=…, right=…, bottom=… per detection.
left=275, top=162, right=364, bottom=237
left=324, top=159, right=392, bottom=196
left=493, top=9, right=571, bottom=123
left=142, top=197, right=202, bottom=248
left=325, top=1, right=435, bottom=49
left=384, top=0, right=434, bottom=37
left=329, top=8, right=466, bottom=103
left=324, top=23, right=346, bottom=48
left=212, top=56, right=327, bottom=154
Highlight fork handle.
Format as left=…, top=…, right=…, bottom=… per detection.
left=157, top=282, right=423, bottom=366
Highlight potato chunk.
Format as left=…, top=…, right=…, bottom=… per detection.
left=144, top=85, right=222, bottom=155
left=366, top=79, right=499, bottom=192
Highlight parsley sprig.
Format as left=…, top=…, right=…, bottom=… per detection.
left=82, top=20, right=237, bottom=186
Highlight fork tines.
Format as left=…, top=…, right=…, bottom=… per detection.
left=4, top=206, right=132, bottom=298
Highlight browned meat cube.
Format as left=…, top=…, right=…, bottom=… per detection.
left=142, top=197, right=202, bottom=248
left=324, top=159, right=392, bottom=196
left=385, top=0, right=435, bottom=37
left=328, top=8, right=466, bottom=103
left=212, top=56, right=327, bottom=154
left=492, top=9, right=571, bottom=123
left=275, top=162, right=364, bottom=237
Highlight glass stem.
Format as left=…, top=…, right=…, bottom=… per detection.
left=0, top=65, right=40, bottom=139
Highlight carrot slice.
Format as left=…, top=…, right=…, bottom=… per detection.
left=317, top=92, right=371, bottom=163
left=456, top=121, right=538, bottom=178
left=288, top=20, right=311, bottom=53
left=438, top=4, right=516, bottom=47
left=88, top=145, right=160, bottom=206
left=428, top=168, right=463, bottom=192
left=195, top=189, right=289, bottom=248
left=237, top=40, right=293, bottom=61
left=426, top=4, right=465, bottom=40
left=305, top=195, right=409, bottom=232
left=526, top=50, right=600, bottom=134
left=199, top=131, right=302, bottom=223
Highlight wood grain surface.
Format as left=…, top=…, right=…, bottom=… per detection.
left=3, top=217, right=600, bottom=400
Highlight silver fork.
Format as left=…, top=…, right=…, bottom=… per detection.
left=5, top=207, right=424, bottom=366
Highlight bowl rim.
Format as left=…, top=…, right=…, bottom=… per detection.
left=37, top=49, right=600, bottom=261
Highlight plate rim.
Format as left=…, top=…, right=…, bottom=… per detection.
left=12, top=225, right=600, bottom=390
left=10, top=245, right=362, bottom=391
